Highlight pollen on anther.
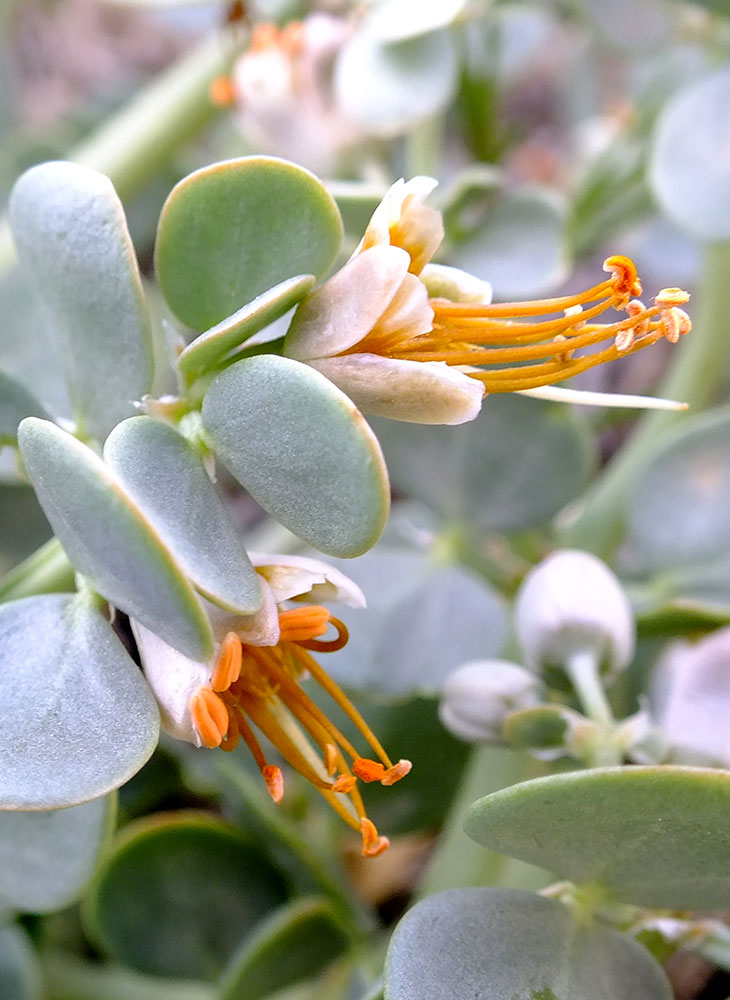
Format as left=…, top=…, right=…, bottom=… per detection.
left=332, top=774, right=357, bottom=794
left=360, top=817, right=390, bottom=858
left=381, top=759, right=413, bottom=786
left=654, top=287, right=690, bottom=309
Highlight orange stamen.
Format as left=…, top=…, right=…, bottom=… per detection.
left=324, top=742, right=338, bottom=776
left=263, top=764, right=284, bottom=804
left=209, top=75, right=237, bottom=108
left=361, top=818, right=390, bottom=858
left=381, top=759, right=413, bottom=786
left=211, top=632, right=243, bottom=692
left=332, top=774, right=357, bottom=794
left=353, top=758, right=386, bottom=783
left=190, top=688, right=230, bottom=749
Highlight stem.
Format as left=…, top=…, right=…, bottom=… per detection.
left=565, top=650, right=613, bottom=727
left=41, top=951, right=215, bottom=1000
left=0, top=29, right=245, bottom=275
left=417, top=746, right=548, bottom=898
left=561, top=241, right=730, bottom=557
left=0, top=537, right=74, bottom=601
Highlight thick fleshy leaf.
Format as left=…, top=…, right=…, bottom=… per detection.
left=373, top=394, right=594, bottom=534
left=177, top=275, right=315, bottom=377
left=0, top=795, right=115, bottom=913
left=334, top=27, right=457, bottom=136
left=8, top=161, right=153, bottom=440
left=385, top=888, right=671, bottom=1000
left=650, top=69, right=730, bottom=241
left=103, top=417, right=261, bottom=615
left=83, top=813, right=289, bottom=980
left=220, top=898, right=350, bottom=1000
left=155, top=157, right=343, bottom=331
left=18, top=418, right=213, bottom=660
left=202, top=356, right=389, bottom=557
left=0, top=371, right=49, bottom=445
left=449, top=188, right=568, bottom=298
left=0, top=925, right=42, bottom=1000
left=465, top=766, right=730, bottom=909
left=0, top=594, right=159, bottom=809
left=324, top=548, right=508, bottom=695
left=627, top=407, right=730, bottom=574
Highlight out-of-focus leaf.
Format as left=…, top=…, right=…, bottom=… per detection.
left=84, top=813, right=289, bottom=980
left=202, top=356, right=389, bottom=558
left=9, top=162, right=153, bottom=440
left=374, top=393, right=594, bottom=534
left=220, top=898, right=350, bottom=1000
left=0, top=924, right=42, bottom=1000
left=18, top=418, right=213, bottom=660
left=0, top=795, right=114, bottom=913
left=385, top=888, right=671, bottom=1000
left=0, top=372, right=49, bottom=446
left=103, top=417, right=261, bottom=615
left=156, top=157, right=343, bottom=331
left=650, top=68, right=730, bottom=241
left=324, top=548, right=508, bottom=696
left=0, top=594, right=159, bottom=809
left=466, top=766, right=730, bottom=909
left=334, top=27, right=457, bottom=136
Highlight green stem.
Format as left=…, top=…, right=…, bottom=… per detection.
left=41, top=951, right=215, bottom=1000
left=561, top=241, right=730, bottom=557
left=0, top=537, right=74, bottom=601
left=564, top=650, right=621, bottom=767
left=417, top=746, right=547, bottom=898
left=0, top=29, right=245, bottom=275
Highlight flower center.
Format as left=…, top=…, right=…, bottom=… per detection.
left=189, top=606, right=411, bottom=857
left=348, top=255, right=691, bottom=391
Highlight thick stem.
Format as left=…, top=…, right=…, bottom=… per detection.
left=0, top=537, right=75, bottom=601
left=560, top=242, right=730, bottom=557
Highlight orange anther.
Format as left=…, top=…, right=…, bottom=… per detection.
left=324, top=742, right=338, bottom=776
left=211, top=632, right=243, bottom=692
left=331, top=774, right=357, bottom=794
left=660, top=309, right=683, bottom=344
left=209, top=75, right=237, bottom=108
left=552, top=334, right=574, bottom=363
left=281, top=20, right=305, bottom=54
left=352, top=758, right=386, bottom=783
left=381, top=759, right=413, bottom=786
left=360, top=817, right=390, bottom=858
left=190, top=688, right=230, bottom=749
left=278, top=606, right=331, bottom=642
left=603, top=255, right=642, bottom=299
left=263, top=764, right=284, bottom=804
left=674, top=308, right=692, bottom=337
left=654, top=287, right=690, bottom=309
left=250, top=22, right=280, bottom=50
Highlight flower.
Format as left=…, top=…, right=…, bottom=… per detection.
left=283, top=177, right=692, bottom=424
left=132, top=554, right=411, bottom=858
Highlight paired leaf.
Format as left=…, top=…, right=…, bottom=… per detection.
left=8, top=162, right=153, bottom=440
left=0, top=595, right=159, bottom=809
left=156, top=157, right=343, bottom=331
left=0, top=795, right=115, bottom=913
left=177, top=274, right=315, bottom=377
left=103, top=417, right=261, bottom=615
left=18, top=418, right=213, bottom=660
left=202, top=356, right=389, bottom=558
left=83, top=813, right=289, bottom=980
left=385, top=888, right=671, bottom=1000
left=466, top=766, right=730, bottom=909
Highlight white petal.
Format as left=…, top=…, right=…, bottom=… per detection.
left=249, top=552, right=366, bottom=607
left=371, top=271, right=433, bottom=340
left=310, top=354, right=484, bottom=424
left=420, top=263, right=493, bottom=304
left=207, top=583, right=281, bottom=646
left=131, top=621, right=211, bottom=747
left=358, top=176, right=442, bottom=273
left=284, top=245, right=410, bottom=360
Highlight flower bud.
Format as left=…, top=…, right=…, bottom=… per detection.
left=652, top=628, right=730, bottom=766
left=438, top=659, right=542, bottom=743
left=514, top=549, right=635, bottom=685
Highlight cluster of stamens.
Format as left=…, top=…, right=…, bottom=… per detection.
left=347, top=255, right=691, bottom=391
left=189, top=606, right=411, bottom=858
